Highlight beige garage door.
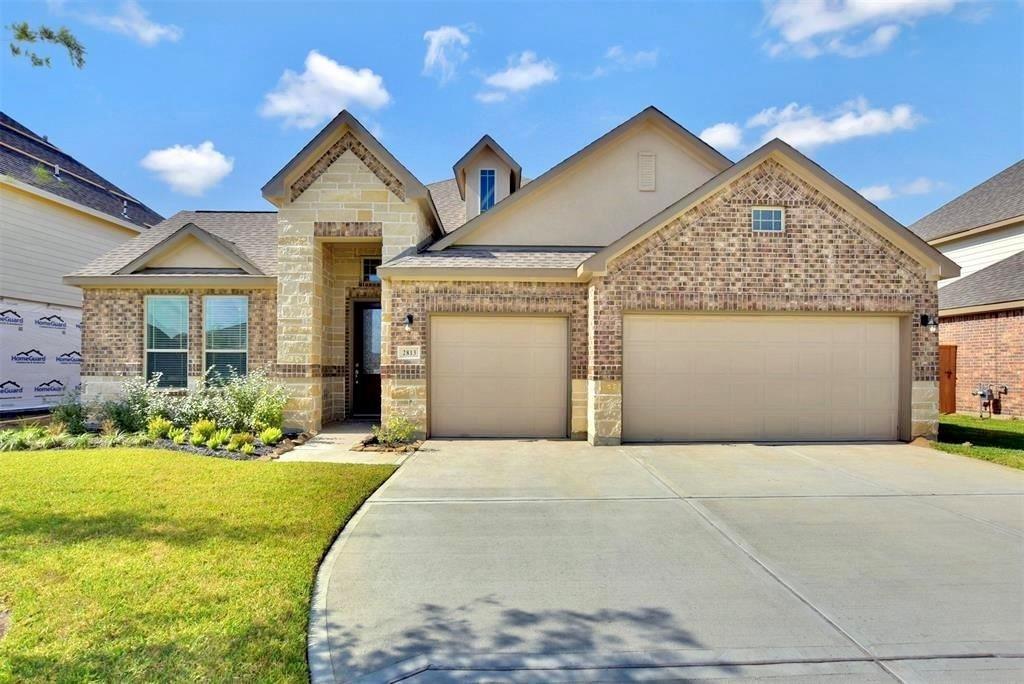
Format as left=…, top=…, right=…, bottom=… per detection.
left=430, top=316, right=568, bottom=438
left=623, top=314, right=900, bottom=442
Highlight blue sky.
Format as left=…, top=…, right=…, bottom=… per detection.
left=2, top=0, right=1022, bottom=225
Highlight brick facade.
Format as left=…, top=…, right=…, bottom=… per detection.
left=382, top=158, right=941, bottom=444
left=80, top=287, right=276, bottom=399
left=939, top=308, right=1023, bottom=417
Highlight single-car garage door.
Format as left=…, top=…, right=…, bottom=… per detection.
left=623, top=314, right=900, bottom=442
left=430, top=316, right=568, bottom=438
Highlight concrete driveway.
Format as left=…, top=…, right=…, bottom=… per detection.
left=311, top=441, right=1024, bottom=683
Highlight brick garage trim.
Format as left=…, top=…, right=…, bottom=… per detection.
left=939, top=308, right=1023, bottom=417
left=382, top=281, right=589, bottom=382
left=81, top=287, right=276, bottom=379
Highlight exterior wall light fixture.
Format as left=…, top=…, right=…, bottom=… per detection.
left=404, top=313, right=414, bottom=332
left=920, top=314, right=938, bottom=334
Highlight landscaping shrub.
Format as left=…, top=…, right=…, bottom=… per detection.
left=167, top=426, right=187, bottom=444
left=122, top=433, right=153, bottom=448
left=372, top=416, right=418, bottom=447
left=240, top=443, right=256, bottom=456
left=217, top=369, right=288, bottom=431
left=47, top=421, right=68, bottom=437
left=66, top=434, right=94, bottom=449
left=205, top=428, right=232, bottom=450
left=51, top=391, right=89, bottom=434
left=259, top=426, right=283, bottom=446
left=147, top=416, right=174, bottom=440
left=190, top=419, right=217, bottom=442
left=102, top=376, right=163, bottom=433
left=226, top=432, right=255, bottom=452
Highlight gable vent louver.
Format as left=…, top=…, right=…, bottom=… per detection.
left=638, top=152, right=656, bottom=192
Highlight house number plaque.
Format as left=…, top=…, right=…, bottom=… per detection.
left=397, top=346, right=421, bottom=361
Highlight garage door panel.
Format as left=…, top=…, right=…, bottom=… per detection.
left=624, top=315, right=900, bottom=442
left=430, top=316, right=568, bottom=438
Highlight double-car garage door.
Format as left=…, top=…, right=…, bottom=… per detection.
left=623, top=315, right=900, bottom=442
left=428, top=314, right=900, bottom=442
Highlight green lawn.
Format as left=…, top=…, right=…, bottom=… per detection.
left=935, top=414, right=1024, bottom=470
left=0, top=449, right=395, bottom=682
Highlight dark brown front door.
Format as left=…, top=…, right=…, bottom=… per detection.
left=939, top=344, right=957, bottom=414
left=353, top=302, right=382, bottom=416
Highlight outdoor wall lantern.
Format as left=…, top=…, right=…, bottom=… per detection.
left=404, top=313, right=414, bottom=332
left=920, top=314, right=939, bottom=334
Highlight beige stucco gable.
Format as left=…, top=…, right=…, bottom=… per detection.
left=431, top=108, right=731, bottom=250
left=144, top=234, right=240, bottom=270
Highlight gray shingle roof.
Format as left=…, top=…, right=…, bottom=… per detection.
left=427, top=179, right=465, bottom=233
left=0, top=111, right=163, bottom=229
left=939, top=250, right=1024, bottom=311
left=910, top=160, right=1024, bottom=242
left=69, top=210, right=279, bottom=277
left=427, top=176, right=532, bottom=234
left=383, top=247, right=595, bottom=271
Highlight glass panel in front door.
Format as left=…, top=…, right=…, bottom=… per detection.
left=362, top=308, right=381, bottom=373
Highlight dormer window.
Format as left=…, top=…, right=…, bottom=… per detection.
left=479, top=169, right=496, bottom=213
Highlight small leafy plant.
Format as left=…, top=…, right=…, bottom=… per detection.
left=240, top=443, right=256, bottom=456
left=205, top=428, right=232, bottom=450
left=147, top=416, right=174, bottom=440
left=371, top=416, right=418, bottom=447
left=227, top=432, right=255, bottom=452
left=258, top=427, right=283, bottom=446
left=168, top=426, right=187, bottom=445
left=52, top=391, right=89, bottom=434
left=190, top=419, right=217, bottom=442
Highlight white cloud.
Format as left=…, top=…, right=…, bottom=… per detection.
left=859, top=184, right=896, bottom=202
left=261, top=50, right=390, bottom=128
left=141, top=141, right=233, bottom=196
left=474, top=91, right=508, bottom=104
left=702, top=98, right=923, bottom=155
left=763, top=0, right=960, bottom=58
left=81, top=0, right=183, bottom=46
left=477, top=51, right=557, bottom=103
left=748, top=97, right=922, bottom=149
left=699, top=122, right=744, bottom=151
left=588, top=45, right=659, bottom=78
left=859, top=177, right=941, bottom=203
left=423, top=25, right=471, bottom=83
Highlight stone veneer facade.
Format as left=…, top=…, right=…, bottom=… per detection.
left=79, top=287, right=276, bottom=400
left=939, top=308, right=1023, bottom=417
left=382, top=158, right=941, bottom=444
left=275, top=146, right=432, bottom=431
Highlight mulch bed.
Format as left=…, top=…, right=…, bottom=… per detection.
left=351, top=436, right=423, bottom=453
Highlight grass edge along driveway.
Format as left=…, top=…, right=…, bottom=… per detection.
left=935, top=413, right=1024, bottom=470
left=0, top=448, right=395, bottom=682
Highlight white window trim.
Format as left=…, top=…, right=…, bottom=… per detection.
left=479, top=168, right=496, bottom=213
left=751, top=206, right=786, bottom=233
left=144, top=295, right=189, bottom=388
left=202, top=295, right=249, bottom=378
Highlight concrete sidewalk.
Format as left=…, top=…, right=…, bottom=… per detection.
left=312, top=440, right=1024, bottom=682
left=278, top=422, right=410, bottom=465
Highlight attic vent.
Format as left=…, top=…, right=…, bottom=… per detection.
left=121, top=199, right=129, bottom=219
left=638, top=152, right=656, bottom=192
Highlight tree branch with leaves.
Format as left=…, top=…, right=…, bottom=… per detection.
left=8, top=22, right=86, bottom=69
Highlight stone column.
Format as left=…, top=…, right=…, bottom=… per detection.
left=586, top=280, right=622, bottom=445
left=276, top=213, right=323, bottom=432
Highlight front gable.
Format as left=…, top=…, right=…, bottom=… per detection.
left=115, top=223, right=262, bottom=275
left=432, top=107, right=731, bottom=250
left=603, top=157, right=929, bottom=298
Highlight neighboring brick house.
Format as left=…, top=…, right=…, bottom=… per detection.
left=67, top=107, right=958, bottom=444
left=0, top=111, right=162, bottom=414
left=909, top=160, right=1024, bottom=417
